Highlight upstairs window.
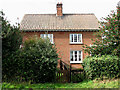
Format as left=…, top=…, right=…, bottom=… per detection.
left=70, top=51, right=82, bottom=63
left=40, top=34, right=53, bottom=44
left=70, top=34, right=82, bottom=44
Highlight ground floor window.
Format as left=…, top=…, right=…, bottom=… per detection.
left=70, top=51, right=82, bottom=63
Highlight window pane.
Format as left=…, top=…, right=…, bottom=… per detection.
left=70, top=51, right=73, bottom=61
left=75, top=51, right=77, bottom=61
left=74, top=34, right=77, bottom=42
left=78, top=34, right=81, bottom=42
left=41, top=34, right=44, bottom=38
left=79, top=51, right=81, bottom=61
left=70, top=34, right=73, bottom=42
left=46, top=34, right=48, bottom=37
left=71, top=34, right=73, bottom=42
left=50, top=34, right=52, bottom=42
left=47, top=34, right=50, bottom=41
left=41, top=34, right=53, bottom=43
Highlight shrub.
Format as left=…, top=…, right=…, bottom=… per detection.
left=71, top=71, right=86, bottom=83
left=83, top=8, right=120, bottom=57
left=1, top=11, right=22, bottom=81
left=82, top=55, right=119, bottom=80
left=18, top=36, right=59, bottom=83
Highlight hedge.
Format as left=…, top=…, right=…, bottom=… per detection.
left=82, top=55, right=119, bottom=80
left=3, top=36, right=59, bottom=83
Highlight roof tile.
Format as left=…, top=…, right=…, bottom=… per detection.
left=20, top=14, right=100, bottom=31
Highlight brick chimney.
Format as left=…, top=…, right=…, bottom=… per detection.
left=56, top=2, right=63, bottom=16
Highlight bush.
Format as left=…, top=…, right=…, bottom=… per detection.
left=82, top=55, right=119, bottom=80
left=3, top=36, right=59, bottom=83
left=71, top=71, right=86, bottom=83
left=1, top=11, right=22, bottom=81
left=18, top=36, right=59, bottom=83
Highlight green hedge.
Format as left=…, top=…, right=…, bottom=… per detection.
left=3, top=37, right=59, bottom=83
left=82, top=55, right=119, bottom=80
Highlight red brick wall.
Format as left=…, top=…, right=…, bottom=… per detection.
left=22, top=31, right=96, bottom=69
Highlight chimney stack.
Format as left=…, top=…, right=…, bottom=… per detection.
left=56, top=2, right=63, bottom=16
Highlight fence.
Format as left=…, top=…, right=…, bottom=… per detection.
left=56, top=70, right=70, bottom=83
left=56, top=69, right=85, bottom=83
left=56, top=60, right=85, bottom=83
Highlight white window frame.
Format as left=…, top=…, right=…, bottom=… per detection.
left=40, top=34, right=54, bottom=44
left=70, top=34, right=83, bottom=44
left=70, top=50, right=83, bottom=63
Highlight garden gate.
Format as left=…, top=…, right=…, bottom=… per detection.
left=56, top=60, right=85, bottom=83
left=56, top=70, right=70, bottom=83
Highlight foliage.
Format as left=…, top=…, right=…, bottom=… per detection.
left=71, top=71, right=86, bottom=83
left=82, top=55, right=119, bottom=80
left=83, top=8, right=120, bottom=57
left=1, top=11, right=23, bottom=80
left=17, top=36, right=59, bottom=83
left=2, top=79, right=119, bottom=88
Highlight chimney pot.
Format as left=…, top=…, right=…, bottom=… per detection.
left=56, top=2, right=63, bottom=16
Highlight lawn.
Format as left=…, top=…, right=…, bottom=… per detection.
left=2, top=79, right=119, bottom=89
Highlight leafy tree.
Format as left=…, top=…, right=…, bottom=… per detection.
left=83, top=8, right=120, bottom=57
left=1, top=11, right=23, bottom=80
left=18, top=36, right=59, bottom=83
left=1, top=11, right=22, bottom=56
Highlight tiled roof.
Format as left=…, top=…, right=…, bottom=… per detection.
left=20, top=14, right=100, bottom=31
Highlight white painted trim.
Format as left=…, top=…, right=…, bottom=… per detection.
left=81, top=34, right=83, bottom=43
left=70, top=50, right=83, bottom=64
left=70, top=61, right=82, bottom=63
left=70, top=42, right=83, bottom=44
left=77, top=51, right=79, bottom=61
left=69, top=34, right=82, bottom=44
left=81, top=51, right=83, bottom=63
left=77, top=34, right=78, bottom=43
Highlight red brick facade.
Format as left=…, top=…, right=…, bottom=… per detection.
left=22, top=31, right=96, bottom=69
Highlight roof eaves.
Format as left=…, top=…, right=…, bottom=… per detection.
left=20, top=29, right=99, bottom=32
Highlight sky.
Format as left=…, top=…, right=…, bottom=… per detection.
left=0, top=0, right=120, bottom=25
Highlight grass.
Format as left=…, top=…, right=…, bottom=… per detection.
left=2, top=79, right=119, bottom=89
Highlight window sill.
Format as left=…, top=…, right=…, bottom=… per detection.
left=70, top=42, right=83, bottom=45
left=70, top=61, right=83, bottom=64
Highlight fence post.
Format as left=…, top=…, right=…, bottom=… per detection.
left=60, top=60, right=63, bottom=70
left=69, top=64, right=71, bottom=83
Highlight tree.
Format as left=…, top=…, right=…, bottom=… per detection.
left=83, top=7, right=120, bottom=57
left=17, top=36, right=59, bottom=83
left=1, top=11, right=23, bottom=80
left=1, top=11, right=22, bottom=56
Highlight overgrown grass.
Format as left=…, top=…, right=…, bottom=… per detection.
left=2, top=79, right=118, bottom=89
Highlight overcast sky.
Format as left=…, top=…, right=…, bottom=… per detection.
left=0, top=0, right=120, bottom=25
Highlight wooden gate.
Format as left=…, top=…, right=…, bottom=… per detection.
left=56, top=70, right=70, bottom=83
left=56, top=60, right=85, bottom=83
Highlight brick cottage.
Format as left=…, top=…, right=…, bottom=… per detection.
left=20, top=3, right=100, bottom=69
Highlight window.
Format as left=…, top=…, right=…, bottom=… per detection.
left=70, top=34, right=82, bottom=44
left=40, top=34, right=53, bottom=44
left=70, top=51, right=82, bottom=63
